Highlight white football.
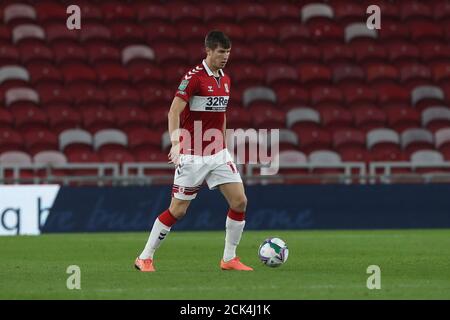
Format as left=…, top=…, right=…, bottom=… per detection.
left=258, top=237, right=289, bottom=267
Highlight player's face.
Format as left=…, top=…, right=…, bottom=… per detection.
left=208, top=46, right=231, bottom=70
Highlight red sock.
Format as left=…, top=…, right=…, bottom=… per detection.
left=227, top=208, right=245, bottom=221
left=158, top=209, right=178, bottom=227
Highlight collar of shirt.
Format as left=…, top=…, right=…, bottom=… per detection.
left=202, top=59, right=224, bottom=77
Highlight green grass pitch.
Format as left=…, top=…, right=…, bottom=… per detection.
left=1, top=229, right=449, bottom=299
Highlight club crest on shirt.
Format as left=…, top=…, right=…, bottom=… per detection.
left=178, top=80, right=189, bottom=91
left=224, top=83, right=229, bottom=93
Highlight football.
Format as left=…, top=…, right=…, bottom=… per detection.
left=258, top=237, right=289, bottom=267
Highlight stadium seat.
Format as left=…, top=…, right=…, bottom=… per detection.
left=366, top=63, right=399, bottom=84
left=286, top=43, right=322, bottom=64
left=286, top=107, right=321, bottom=132
left=5, top=87, right=39, bottom=108
left=28, top=62, right=63, bottom=86
left=164, top=63, right=190, bottom=86
left=207, top=23, right=245, bottom=44
left=153, top=43, right=187, bottom=66
left=318, top=105, right=353, bottom=133
left=0, top=45, right=20, bottom=66
left=367, top=128, right=402, bottom=160
left=0, top=108, right=13, bottom=129
left=46, top=105, right=81, bottom=134
left=110, top=23, right=146, bottom=45
left=332, top=63, right=365, bottom=85
left=431, top=62, right=450, bottom=84
left=144, top=22, right=178, bottom=44
left=401, top=2, right=432, bottom=22
left=0, top=66, right=29, bottom=85
left=12, top=24, right=45, bottom=44
left=345, top=23, right=378, bottom=43
left=107, top=85, right=141, bottom=107
left=0, top=150, right=33, bottom=181
left=422, top=106, right=450, bottom=133
left=18, top=42, right=54, bottom=64
left=177, top=23, right=208, bottom=43
left=308, top=150, right=343, bottom=176
left=79, top=22, right=112, bottom=44
left=298, top=63, right=332, bottom=86
left=78, top=3, right=103, bottom=23
left=114, top=106, right=149, bottom=133
left=310, top=85, right=343, bottom=107
left=128, top=62, right=164, bottom=87
left=82, top=107, right=115, bottom=134
left=410, top=150, right=448, bottom=174
left=260, top=150, right=308, bottom=180
left=308, top=20, right=344, bottom=43
left=36, top=84, right=72, bottom=106
left=401, top=128, right=435, bottom=156
left=433, top=1, right=450, bottom=21
left=11, top=104, right=48, bottom=133
left=96, top=63, right=129, bottom=86
left=242, top=87, right=277, bottom=108
left=278, top=24, right=310, bottom=43
left=354, top=106, right=386, bottom=132
left=127, top=127, right=161, bottom=155
left=235, top=3, right=268, bottom=23
left=399, top=63, right=432, bottom=89
left=342, top=84, right=377, bottom=109
left=67, top=83, right=106, bottom=107
left=408, top=21, right=443, bottom=42
left=3, top=4, right=37, bottom=26
left=435, top=128, right=450, bottom=155
left=203, top=3, right=235, bottom=24
left=61, top=63, right=97, bottom=85
left=229, top=43, right=255, bottom=64
left=101, top=2, right=135, bottom=23
left=44, top=23, right=79, bottom=45
left=226, top=107, right=252, bottom=129
left=228, top=63, right=264, bottom=88
left=278, top=129, right=300, bottom=151
left=169, top=3, right=203, bottom=24
left=33, top=150, right=68, bottom=177
left=87, top=43, right=121, bottom=65
left=351, top=42, right=387, bottom=65
left=35, top=2, right=67, bottom=23
left=387, top=42, right=421, bottom=65
left=386, top=106, right=421, bottom=133
left=301, top=3, right=334, bottom=23
left=24, top=129, right=58, bottom=155
left=275, top=85, right=309, bottom=110
left=295, top=128, right=332, bottom=154
left=251, top=106, right=285, bottom=129
left=378, top=21, right=410, bottom=43
left=321, top=43, right=354, bottom=65
left=411, top=85, right=446, bottom=112
left=140, top=85, right=173, bottom=106
left=52, top=43, right=88, bottom=65
left=0, top=128, right=24, bottom=153
left=419, top=42, right=450, bottom=64
left=59, top=128, right=93, bottom=154
left=265, top=64, right=298, bottom=88
left=333, top=128, right=366, bottom=153
left=334, top=2, right=365, bottom=24
left=136, top=4, right=169, bottom=24
left=254, top=43, right=287, bottom=65
left=122, top=45, right=155, bottom=66
left=375, top=83, right=410, bottom=109
left=93, top=129, right=128, bottom=154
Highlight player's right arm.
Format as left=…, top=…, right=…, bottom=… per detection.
left=167, top=96, right=187, bottom=166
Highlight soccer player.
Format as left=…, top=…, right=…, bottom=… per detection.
left=134, top=30, right=253, bottom=272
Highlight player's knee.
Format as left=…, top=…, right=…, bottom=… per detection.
left=230, top=194, right=247, bottom=212
left=169, top=201, right=189, bottom=219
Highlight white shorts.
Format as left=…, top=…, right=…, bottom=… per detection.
left=172, top=149, right=243, bottom=200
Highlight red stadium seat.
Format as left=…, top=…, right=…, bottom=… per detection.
left=110, top=23, right=146, bottom=45
left=153, top=43, right=188, bottom=66
left=82, top=107, right=116, bottom=134
left=378, top=21, right=410, bottom=42
left=295, top=128, right=332, bottom=155
left=36, top=84, right=72, bottom=106
left=68, top=83, right=107, bottom=107
left=136, top=4, right=169, bottom=24
left=342, top=85, right=377, bottom=109
left=298, top=63, right=332, bottom=86
left=334, top=2, right=366, bottom=24
left=127, top=127, right=161, bottom=154
left=12, top=104, right=48, bottom=132
left=0, top=45, right=20, bottom=66
left=243, top=22, right=277, bottom=43
left=234, top=3, right=268, bottom=23
left=286, top=43, right=322, bottom=64
left=0, top=128, right=24, bottom=153
left=310, top=85, right=343, bottom=107
left=333, top=128, right=366, bottom=152
left=321, top=43, right=354, bottom=65
left=78, top=2, right=103, bottom=23
left=308, top=20, right=344, bottom=42
left=18, top=42, right=54, bottom=64
left=140, top=85, right=173, bottom=106
left=433, top=1, right=450, bottom=21
left=128, top=62, right=164, bottom=87
left=52, top=43, right=88, bottom=65
left=44, top=23, right=79, bottom=45
left=61, top=63, right=97, bottom=84
left=147, top=106, right=169, bottom=132
left=203, top=3, right=235, bottom=24
left=332, top=63, right=365, bottom=85
left=208, top=24, right=245, bottom=43
left=114, top=106, right=149, bottom=133
left=177, top=23, right=208, bottom=43
left=46, top=105, right=81, bottom=134
left=278, top=23, right=310, bottom=43
left=86, top=43, right=121, bottom=65
left=27, top=62, right=63, bottom=86
left=254, top=43, right=287, bottom=65
left=250, top=105, right=285, bottom=129
left=169, top=3, right=203, bottom=24
left=228, top=63, right=264, bottom=88
left=366, top=63, right=399, bottom=84
left=35, top=2, right=67, bottom=23
left=275, top=85, right=309, bottom=110
left=164, top=63, right=190, bottom=87
left=265, top=64, right=298, bottom=88
left=107, top=85, right=141, bottom=107
left=351, top=42, right=387, bottom=65
left=386, top=42, right=421, bottom=65
left=401, top=2, right=432, bottom=22
left=399, top=63, right=432, bottom=88
left=79, top=22, right=112, bottom=44
left=101, top=2, right=136, bottom=23
left=100, top=148, right=135, bottom=164
left=386, top=106, right=421, bottom=133
left=354, top=106, right=387, bottom=132
left=431, top=62, right=450, bottom=84
left=318, top=106, right=353, bottom=133
left=419, top=42, right=450, bottom=64
left=226, top=107, right=253, bottom=129
left=408, top=21, right=443, bottom=42
left=24, top=129, right=58, bottom=155
left=0, top=108, right=13, bottom=129
left=95, top=63, right=129, bottom=86
left=375, top=84, right=410, bottom=108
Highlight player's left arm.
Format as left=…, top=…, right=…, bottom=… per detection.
left=223, top=114, right=226, bottom=147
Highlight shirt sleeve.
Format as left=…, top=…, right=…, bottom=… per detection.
left=174, top=75, right=199, bottom=102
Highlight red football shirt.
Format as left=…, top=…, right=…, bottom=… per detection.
left=174, top=59, right=231, bottom=156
